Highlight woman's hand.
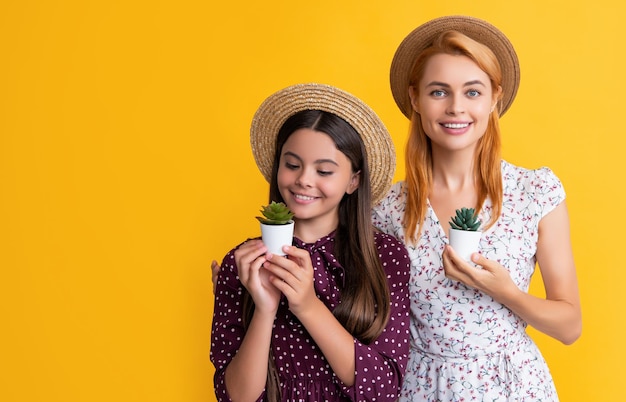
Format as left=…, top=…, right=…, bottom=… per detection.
left=262, top=245, right=319, bottom=318
left=442, top=245, right=518, bottom=303
left=211, top=260, right=220, bottom=294
left=233, top=240, right=281, bottom=314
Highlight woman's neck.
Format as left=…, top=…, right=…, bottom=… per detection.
left=431, top=149, right=476, bottom=193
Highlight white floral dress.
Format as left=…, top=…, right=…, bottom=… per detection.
left=372, top=161, right=564, bottom=401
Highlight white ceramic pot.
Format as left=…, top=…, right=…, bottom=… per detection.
left=260, top=221, right=294, bottom=256
left=448, top=228, right=482, bottom=262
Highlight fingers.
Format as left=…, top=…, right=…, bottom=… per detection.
left=443, top=245, right=477, bottom=284
left=266, top=246, right=311, bottom=277
left=211, top=260, right=220, bottom=294
left=470, top=252, right=491, bottom=270
left=263, top=246, right=312, bottom=291
left=234, top=240, right=268, bottom=284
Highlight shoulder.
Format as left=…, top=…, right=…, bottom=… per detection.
left=376, top=181, right=404, bottom=205
left=374, top=230, right=404, bottom=248
left=373, top=181, right=405, bottom=221
left=501, top=160, right=566, bottom=215
left=374, top=231, right=410, bottom=275
left=502, top=160, right=563, bottom=189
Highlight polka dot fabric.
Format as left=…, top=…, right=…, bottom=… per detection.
left=372, top=161, right=565, bottom=401
left=211, top=231, right=411, bottom=401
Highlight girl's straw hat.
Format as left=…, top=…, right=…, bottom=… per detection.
left=250, top=83, right=395, bottom=204
left=390, top=15, right=520, bottom=118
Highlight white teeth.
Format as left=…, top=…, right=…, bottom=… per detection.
left=444, top=123, right=469, bottom=129
left=294, top=194, right=315, bottom=201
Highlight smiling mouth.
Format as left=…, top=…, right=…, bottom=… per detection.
left=442, top=123, right=470, bottom=129
left=293, top=193, right=317, bottom=201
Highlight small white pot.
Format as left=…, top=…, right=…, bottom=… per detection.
left=260, top=221, right=294, bottom=256
left=449, top=229, right=482, bottom=262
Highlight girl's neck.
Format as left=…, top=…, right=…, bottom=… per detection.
left=293, top=216, right=339, bottom=244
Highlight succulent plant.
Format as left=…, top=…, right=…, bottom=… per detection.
left=449, top=207, right=482, bottom=231
left=256, top=201, right=295, bottom=225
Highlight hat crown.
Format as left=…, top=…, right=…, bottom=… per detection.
left=390, top=15, right=520, bottom=118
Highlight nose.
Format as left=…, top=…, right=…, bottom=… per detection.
left=445, top=94, right=465, bottom=115
left=295, top=168, right=314, bottom=187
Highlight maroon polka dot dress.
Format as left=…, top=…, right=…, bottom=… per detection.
left=211, top=231, right=411, bottom=401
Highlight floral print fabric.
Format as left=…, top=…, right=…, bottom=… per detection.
left=372, top=161, right=565, bottom=401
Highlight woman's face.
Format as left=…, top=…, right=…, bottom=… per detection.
left=411, top=53, right=500, bottom=153
left=277, top=128, right=359, bottom=233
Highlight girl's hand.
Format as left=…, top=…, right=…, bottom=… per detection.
left=234, top=240, right=281, bottom=313
left=263, top=245, right=319, bottom=317
left=442, top=245, right=518, bottom=303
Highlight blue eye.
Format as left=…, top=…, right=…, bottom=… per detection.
left=467, top=89, right=481, bottom=97
left=431, top=89, right=446, bottom=97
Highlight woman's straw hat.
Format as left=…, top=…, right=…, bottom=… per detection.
left=390, top=15, right=520, bottom=118
left=250, top=83, right=395, bottom=204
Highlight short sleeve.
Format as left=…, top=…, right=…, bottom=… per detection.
left=532, top=167, right=566, bottom=219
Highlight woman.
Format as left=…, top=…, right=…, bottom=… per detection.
left=373, top=16, right=581, bottom=401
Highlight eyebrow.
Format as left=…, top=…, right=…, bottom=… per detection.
left=426, top=80, right=487, bottom=88
left=283, top=151, right=339, bottom=166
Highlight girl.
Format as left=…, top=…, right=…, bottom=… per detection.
left=210, top=83, right=411, bottom=402
left=374, top=16, right=582, bottom=401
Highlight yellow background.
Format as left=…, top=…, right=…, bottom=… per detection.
left=0, top=1, right=621, bottom=401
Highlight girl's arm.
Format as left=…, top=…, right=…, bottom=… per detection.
left=211, top=241, right=281, bottom=402
left=264, top=239, right=411, bottom=400
left=443, top=201, right=582, bottom=344
left=223, top=308, right=275, bottom=401
left=263, top=246, right=357, bottom=384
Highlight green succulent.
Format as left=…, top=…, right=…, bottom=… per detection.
left=449, top=207, right=482, bottom=231
left=256, top=201, right=295, bottom=225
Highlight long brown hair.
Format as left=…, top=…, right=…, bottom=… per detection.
left=243, top=109, right=391, bottom=398
left=403, top=30, right=504, bottom=244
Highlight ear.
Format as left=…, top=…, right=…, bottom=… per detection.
left=491, top=85, right=503, bottom=113
left=346, top=170, right=361, bottom=195
left=408, top=86, right=420, bottom=114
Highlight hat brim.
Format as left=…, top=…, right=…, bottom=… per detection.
left=390, top=15, right=520, bottom=118
left=250, top=83, right=395, bottom=205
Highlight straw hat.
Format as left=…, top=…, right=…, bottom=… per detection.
left=390, top=15, right=520, bottom=118
left=250, top=83, right=395, bottom=204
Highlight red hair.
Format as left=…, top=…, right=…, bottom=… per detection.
left=403, top=30, right=503, bottom=244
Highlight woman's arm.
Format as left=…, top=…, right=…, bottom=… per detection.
left=443, top=202, right=582, bottom=344
left=505, top=201, right=581, bottom=344
left=211, top=260, right=219, bottom=294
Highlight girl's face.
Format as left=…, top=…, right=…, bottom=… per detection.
left=410, top=53, right=500, bottom=153
left=277, top=128, right=359, bottom=235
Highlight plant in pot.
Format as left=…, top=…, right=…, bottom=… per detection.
left=256, top=201, right=295, bottom=256
left=448, top=207, right=482, bottom=262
